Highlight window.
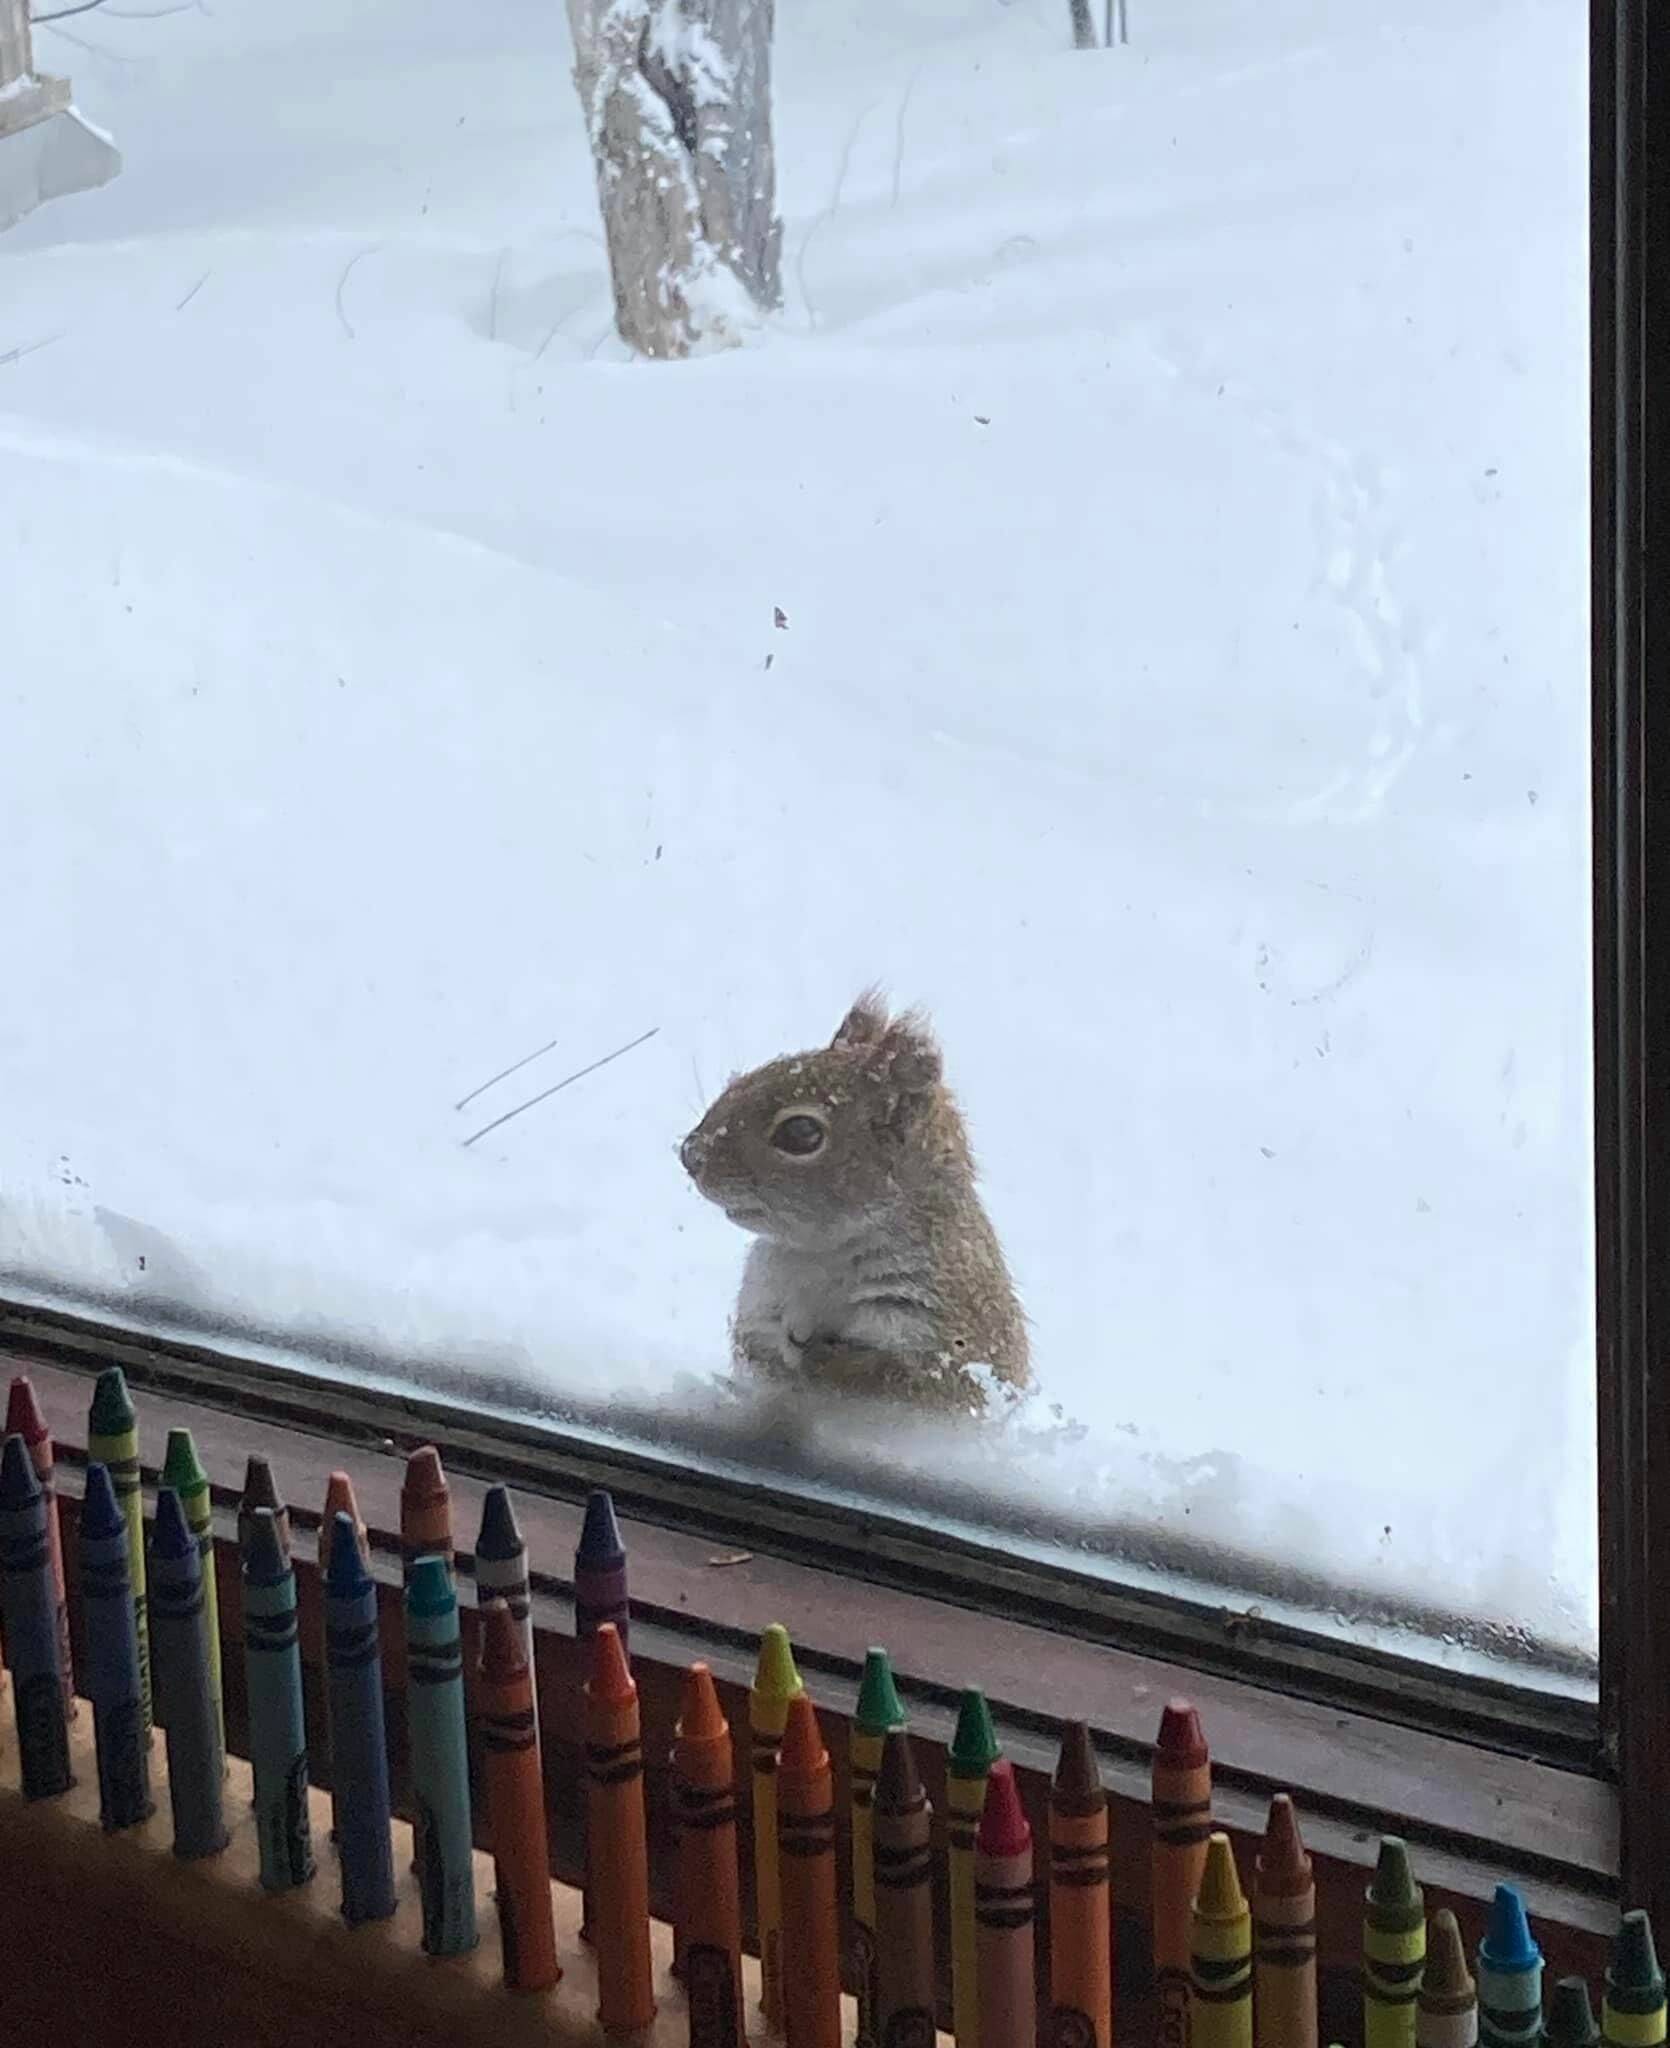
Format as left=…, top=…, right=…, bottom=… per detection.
left=0, top=0, right=1658, bottom=1847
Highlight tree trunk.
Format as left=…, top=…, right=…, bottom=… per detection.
left=1068, top=0, right=1098, bottom=49
left=568, top=0, right=782, bottom=361
left=2, top=0, right=35, bottom=93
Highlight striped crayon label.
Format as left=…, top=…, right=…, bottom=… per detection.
left=1153, top=1796, right=1213, bottom=1846
left=780, top=1810, right=837, bottom=1855
left=1602, top=2007, right=1669, bottom=2048
left=675, top=1782, right=738, bottom=1830
left=1155, top=1968, right=1192, bottom=2048
left=974, top=1877, right=1036, bottom=1930
left=585, top=1736, right=643, bottom=1786
left=1192, top=1954, right=1253, bottom=2002
left=1253, top=1914, right=1317, bottom=1967
left=874, top=1839, right=934, bottom=1886
left=481, top=1706, right=538, bottom=1753
left=1050, top=1841, right=1110, bottom=1887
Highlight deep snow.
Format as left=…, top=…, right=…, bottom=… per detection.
left=0, top=0, right=1594, bottom=1673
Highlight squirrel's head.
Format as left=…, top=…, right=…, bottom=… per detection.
left=680, top=991, right=963, bottom=1243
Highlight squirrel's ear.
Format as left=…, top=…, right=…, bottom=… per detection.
left=832, top=987, right=889, bottom=1050
left=878, top=1012, right=943, bottom=1097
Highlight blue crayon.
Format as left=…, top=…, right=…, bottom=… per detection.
left=149, top=1486, right=229, bottom=1859
left=78, top=1462, right=154, bottom=1830
left=0, top=1433, right=74, bottom=1799
left=243, top=1507, right=314, bottom=1891
left=406, top=1553, right=478, bottom=1957
left=1477, top=1884, right=1544, bottom=2048
left=323, top=1510, right=397, bottom=1925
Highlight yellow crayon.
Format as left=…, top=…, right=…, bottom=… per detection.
left=1364, top=1837, right=1425, bottom=2048
left=750, top=1623, right=804, bottom=2034
left=1191, top=1833, right=1253, bottom=2048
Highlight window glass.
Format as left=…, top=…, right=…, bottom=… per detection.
left=0, top=0, right=1594, bottom=1686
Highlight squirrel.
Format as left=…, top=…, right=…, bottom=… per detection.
left=679, top=991, right=1030, bottom=1414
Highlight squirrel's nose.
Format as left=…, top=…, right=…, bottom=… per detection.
left=680, top=1131, right=707, bottom=1178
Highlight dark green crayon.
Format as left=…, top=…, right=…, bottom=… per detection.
left=1547, top=1980, right=1600, bottom=2048
left=0, top=1433, right=74, bottom=1799
left=242, top=1508, right=314, bottom=1891
left=150, top=1486, right=229, bottom=1860
left=162, top=1427, right=223, bottom=1755
left=1603, top=1912, right=1666, bottom=2048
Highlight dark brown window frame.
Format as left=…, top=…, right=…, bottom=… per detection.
left=2, top=0, right=1663, bottom=2020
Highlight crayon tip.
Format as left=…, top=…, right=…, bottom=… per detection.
left=1052, top=1721, right=1102, bottom=1803
left=1256, top=1793, right=1312, bottom=1893
left=1195, top=1832, right=1247, bottom=1920
left=1609, top=1910, right=1665, bottom=2002
left=323, top=1469, right=361, bottom=1525
left=587, top=1620, right=635, bottom=1704
left=1545, top=1977, right=1600, bottom=2047
left=678, top=1662, right=727, bottom=1743
left=241, top=1507, right=289, bottom=1584
left=976, top=1758, right=1030, bottom=1858
left=1480, top=1884, right=1540, bottom=1971
left=779, top=1691, right=828, bottom=1777
left=406, top=1553, right=455, bottom=1616
left=240, top=1454, right=281, bottom=1513
left=1368, top=1836, right=1422, bottom=1912
left=1421, top=1910, right=1475, bottom=2007
left=577, top=1487, right=625, bottom=1566
left=5, top=1375, right=47, bottom=1445
left=476, top=1484, right=523, bottom=1562
left=0, top=1431, right=42, bottom=1506
left=81, top=1461, right=125, bottom=1540
left=325, top=1510, right=372, bottom=1596
left=950, top=1687, right=1000, bottom=1774
left=1156, top=1697, right=1208, bottom=1767
left=152, top=1486, right=194, bottom=1561
left=402, top=1444, right=447, bottom=1501
left=479, top=1597, right=528, bottom=1681
left=752, top=1622, right=804, bottom=1703
left=161, top=1426, right=206, bottom=1494
left=877, top=1727, right=923, bottom=1810
left=88, top=1365, right=135, bottom=1434
left=855, top=1647, right=906, bottom=1734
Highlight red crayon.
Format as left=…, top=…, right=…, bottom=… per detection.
left=1152, top=1700, right=1213, bottom=2048
left=976, top=1760, right=1038, bottom=2048
left=6, top=1376, right=75, bottom=1721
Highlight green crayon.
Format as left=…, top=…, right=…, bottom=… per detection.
left=162, top=1428, right=223, bottom=1754
left=851, top=1647, right=906, bottom=2048
left=1603, top=1913, right=1666, bottom=2048
left=87, top=1368, right=150, bottom=1732
left=1365, top=1838, right=1426, bottom=2048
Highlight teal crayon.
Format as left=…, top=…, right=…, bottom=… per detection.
left=406, top=1553, right=478, bottom=1956
left=149, top=1486, right=229, bottom=1860
left=162, top=1427, right=224, bottom=1755
left=78, top=1462, right=154, bottom=1830
left=1603, top=1912, right=1666, bottom=2048
left=323, top=1510, right=397, bottom=1926
left=242, top=1507, right=315, bottom=1891
left=1477, top=1886, right=1543, bottom=2048
left=0, top=1432, right=74, bottom=1799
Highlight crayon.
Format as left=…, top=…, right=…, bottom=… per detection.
left=950, top=1687, right=1001, bottom=2048
left=1418, top=1910, right=1478, bottom=2048
left=1366, top=1839, right=1426, bottom=2048
left=149, top=1486, right=228, bottom=1859
left=77, top=1462, right=153, bottom=1829
left=238, top=1454, right=291, bottom=1563
left=1477, top=1885, right=1542, bottom=2048
left=1191, top=1832, right=1252, bottom=2048
left=585, top=1621, right=656, bottom=2035
left=323, top=1509, right=397, bottom=1925
left=976, top=1757, right=1037, bottom=2048
left=1253, top=1794, right=1316, bottom=2048
left=1153, top=1699, right=1213, bottom=2048
left=0, top=1432, right=74, bottom=1798
left=874, top=1727, right=936, bottom=2048
left=1548, top=1981, right=1601, bottom=2048
left=673, top=1662, right=746, bottom=2048
left=401, top=1446, right=454, bottom=1584
left=1603, top=1911, right=1665, bottom=2048
left=478, top=1597, right=560, bottom=1992
left=162, top=1427, right=224, bottom=1754
left=475, top=1486, right=535, bottom=1680
left=406, top=1552, right=478, bottom=1956
left=778, top=1691, right=842, bottom=2048
left=576, top=1486, right=628, bottom=1943
left=87, top=1366, right=151, bottom=1731
left=1049, top=1721, right=1111, bottom=2048
left=853, top=1648, right=907, bottom=2048
left=6, top=1376, right=75, bottom=1721
left=242, top=1507, right=314, bottom=1891
left=751, top=1621, right=805, bottom=2032
left=320, top=1469, right=368, bottom=1576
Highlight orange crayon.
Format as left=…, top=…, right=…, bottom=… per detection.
left=1049, top=1722, right=1111, bottom=2048
left=5, top=1376, right=75, bottom=1721
left=777, top=1693, right=842, bottom=2048
left=400, top=1446, right=453, bottom=1584
left=319, top=1469, right=368, bottom=1575
left=874, top=1728, right=936, bottom=2048
left=478, top=1599, right=560, bottom=1992
left=586, top=1623, right=656, bottom=2036
left=1153, top=1700, right=1213, bottom=2048
left=673, top=1663, right=746, bottom=2048
left=977, top=1759, right=1038, bottom=2048
left=1253, top=1795, right=1317, bottom=2048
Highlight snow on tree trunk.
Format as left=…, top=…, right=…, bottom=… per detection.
left=568, top=0, right=782, bottom=361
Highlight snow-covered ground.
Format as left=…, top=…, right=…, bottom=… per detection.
left=0, top=0, right=1594, bottom=1674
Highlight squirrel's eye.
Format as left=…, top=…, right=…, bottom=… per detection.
left=770, top=1113, right=826, bottom=1158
